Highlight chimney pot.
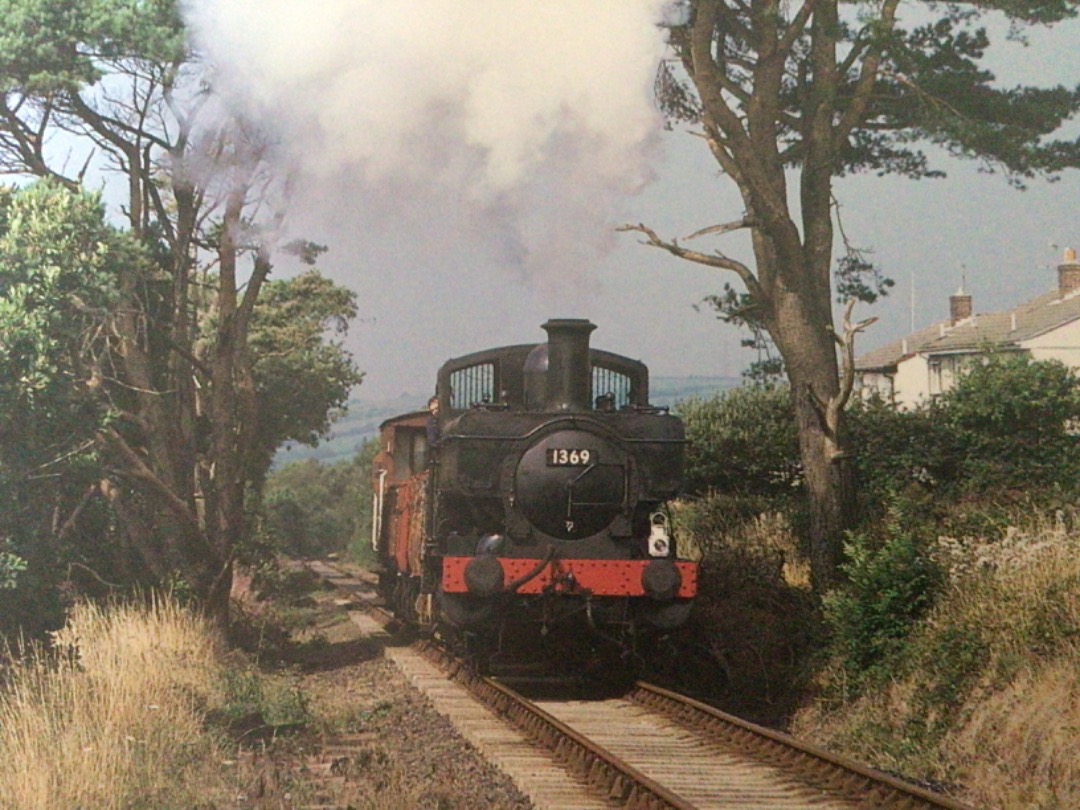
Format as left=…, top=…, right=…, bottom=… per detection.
left=949, top=291, right=972, bottom=325
left=1059, top=247, right=1080, bottom=296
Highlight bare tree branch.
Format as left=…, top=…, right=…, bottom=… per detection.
left=807, top=298, right=877, bottom=461
left=618, top=222, right=763, bottom=298
left=100, top=427, right=200, bottom=535
left=685, top=216, right=755, bottom=241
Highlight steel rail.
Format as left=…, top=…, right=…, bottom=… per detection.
left=420, top=643, right=698, bottom=810
left=304, top=560, right=977, bottom=810
left=631, top=682, right=976, bottom=810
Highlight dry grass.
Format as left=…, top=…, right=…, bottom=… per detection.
left=795, top=510, right=1080, bottom=809
left=674, top=497, right=811, bottom=590
left=670, top=495, right=819, bottom=724
left=0, top=597, right=227, bottom=809
left=932, top=513, right=1080, bottom=661
left=945, top=656, right=1080, bottom=809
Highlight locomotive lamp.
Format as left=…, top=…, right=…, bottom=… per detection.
left=647, top=512, right=671, bottom=557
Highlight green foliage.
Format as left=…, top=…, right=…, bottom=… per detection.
left=668, top=489, right=818, bottom=723
left=0, top=182, right=125, bottom=414
left=676, top=385, right=800, bottom=496
left=824, top=500, right=943, bottom=684
left=848, top=355, right=1080, bottom=509
left=673, top=490, right=783, bottom=555
left=260, top=441, right=377, bottom=562
left=0, top=0, right=186, bottom=93
left=218, top=666, right=311, bottom=728
left=937, top=353, right=1080, bottom=489
left=881, top=12, right=1080, bottom=185
left=0, top=184, right=365, bottom=635
left=248, top=271, right=365, bottom=470
left=0, top=1, right=369, bottom=628
left=0, top=181, right=144, bottom=637
left=834, top=252, right=895, bottom=306
left=845, top=395, right=953, bottom=504
left=0, top=542, right=26, bottom=589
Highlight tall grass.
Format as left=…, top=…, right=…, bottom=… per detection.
left=796, top=510, right=1080, bottom=809
left=0, top=597, right=224, bottom=809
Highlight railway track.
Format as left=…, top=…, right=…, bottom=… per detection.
left=305, top=559, right=976, bottom=810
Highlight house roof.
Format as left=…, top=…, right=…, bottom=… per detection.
left=855, top=320, right=951, bottom=372
left=855, top=285, right=1080, bottom=372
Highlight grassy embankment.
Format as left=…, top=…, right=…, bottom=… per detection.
left=0, top=593, right=339, bottom=809
left=794, top=510, right=1080, bottom=810
left=6, top=502, right=1078, bottom=809
left=0, top=597, right=230, bottom=808
left=679, top=496, right=1080, bottom=810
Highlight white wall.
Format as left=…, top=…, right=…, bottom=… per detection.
left=893, top=354, right=931, bottom=410
left=1023, top=319, right=1080, bottom=372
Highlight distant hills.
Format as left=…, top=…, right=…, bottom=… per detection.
left=274, top=375, right=740, bottom=467
left=648, top=375, right=741, bottom=408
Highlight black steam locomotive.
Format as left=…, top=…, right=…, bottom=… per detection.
left=372, top=319, right=697, bottom=670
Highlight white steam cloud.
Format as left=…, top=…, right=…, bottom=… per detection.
left=183, top=1, right=673, bottom=295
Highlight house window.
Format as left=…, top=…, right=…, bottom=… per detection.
left=929, top=359, right=942, bottom=396
left=940, top=357, right=956, bottom=392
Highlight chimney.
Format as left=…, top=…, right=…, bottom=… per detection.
left=1059, top=247, right=1080, bottom=296
left=949, top=287, right=972, bottom=325
left=540, top=319, right=595, bottom=412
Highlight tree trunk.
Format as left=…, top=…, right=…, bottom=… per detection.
left=766, top=271, right=856, bottom=591
left=793, top=382, right=855, bottom=590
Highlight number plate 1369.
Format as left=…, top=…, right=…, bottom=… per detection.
left=546, top=448, right=592, bottom=466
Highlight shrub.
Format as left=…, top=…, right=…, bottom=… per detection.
left=797, top=510, right=1080, bottom=805
left=673, top=491, right=809, bottom=587
left=669, top=490, right=819, bottom=724
left=846, top=356, right=1080, bottom=513
left=823, top=498, right=943, bottom=684
left=260, top=441, right=377, bottom=561
left=844, top=395, right=955, bottom=506
left=0, top=543, right=25, bottom=590
left=676, top=385, right=800, bottom=496
left=936, top=354, right=1080, bottom=492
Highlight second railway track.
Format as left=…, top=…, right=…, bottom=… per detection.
left=305, top=559, right=976, bottom=810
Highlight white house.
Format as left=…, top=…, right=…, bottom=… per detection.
left=855, top=249, right=1080, bottom=409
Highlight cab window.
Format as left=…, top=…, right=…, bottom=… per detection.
left=450, top=362, right=495, bottom=409
left=592, top=365, right=631, bottom=410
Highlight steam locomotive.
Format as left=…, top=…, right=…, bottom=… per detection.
left=371, top=319, right=697, bottom=671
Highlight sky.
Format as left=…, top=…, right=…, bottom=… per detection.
left=180, top=2, right=1080, bottom=402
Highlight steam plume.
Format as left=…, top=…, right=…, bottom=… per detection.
left=183, top=1, right=672, bottom=294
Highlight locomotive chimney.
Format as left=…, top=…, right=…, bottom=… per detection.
left=542, top=319, right=595, bottom=412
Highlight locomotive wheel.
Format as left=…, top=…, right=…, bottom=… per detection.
left=393, top=576, right=422, bottom=624
left=637, top=598, right=693, bottom=630
left=437, top=590, right=495, bottom=628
